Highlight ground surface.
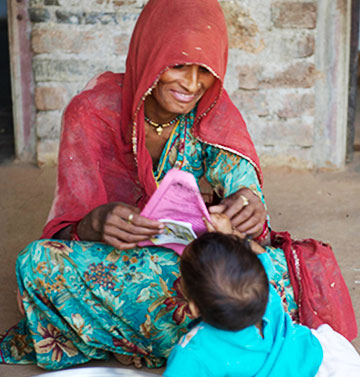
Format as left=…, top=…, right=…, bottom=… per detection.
left=0, top=156, right=360, bottom=377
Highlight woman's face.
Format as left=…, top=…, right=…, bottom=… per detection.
left=145, top=64, right=216, bottom=121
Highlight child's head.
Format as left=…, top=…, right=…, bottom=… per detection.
left=180, top=232, right=269, bottom=331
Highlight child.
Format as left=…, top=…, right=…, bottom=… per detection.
left=164, top=216, right=360, bottom=377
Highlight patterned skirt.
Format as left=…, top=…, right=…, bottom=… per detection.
left=0, top=240, right=297, bottom=370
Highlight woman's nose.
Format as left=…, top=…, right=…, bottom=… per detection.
left=182, top=65, right=200, bottom=92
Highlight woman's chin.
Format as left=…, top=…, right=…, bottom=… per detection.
left=168, top=102, right=197, bottom=115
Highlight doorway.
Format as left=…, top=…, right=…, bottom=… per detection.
left=355, top=86, right=360, bottom=153
left=355, top=38, right=360, bottom=152
left=0, top=2, right=14, bottom=162
left=347, top=0, right=360, bottom=160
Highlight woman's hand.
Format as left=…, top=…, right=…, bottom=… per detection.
left=204, top=213, right=238, bottom=235
left=208, top=188, right=267, bottom=238
left=204, top=213, right=265, bottom=255
left=77, top=202, right=164, bottom=250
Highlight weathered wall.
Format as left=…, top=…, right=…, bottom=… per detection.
left=223, top=0, right=317, bottom=168
left=25, top=0, right=349, bottom=168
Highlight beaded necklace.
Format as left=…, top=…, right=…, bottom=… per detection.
left=144, top=115, right=180, bottom=135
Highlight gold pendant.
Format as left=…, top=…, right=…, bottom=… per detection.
left=156, top=126, right=163, bottom=135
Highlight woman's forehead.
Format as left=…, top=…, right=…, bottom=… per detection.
left=128, top=0, right=228, bottom=77
left=164, top=63, right=219, bottom=78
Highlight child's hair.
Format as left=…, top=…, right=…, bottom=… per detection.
left=180, top=232, right=269, bottom=331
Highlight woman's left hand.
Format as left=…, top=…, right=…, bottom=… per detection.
left=208, top=187, right=267, bottom=238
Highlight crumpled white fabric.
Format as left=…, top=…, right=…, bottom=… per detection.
left=312, top=324, right=360, bottom=377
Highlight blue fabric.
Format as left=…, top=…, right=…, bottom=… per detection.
left=164, top=253, right=323, bottom=377
left=0, top=111, right=296, bottom=370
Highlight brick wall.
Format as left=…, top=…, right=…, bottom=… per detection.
left=222, top=0, right=317, bottom=168
left=29, top=0, right=318, bottom=167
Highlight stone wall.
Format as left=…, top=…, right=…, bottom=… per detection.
left=29, top=0, right=319, bottom=167
left=222, top=0, right=317, bottom=168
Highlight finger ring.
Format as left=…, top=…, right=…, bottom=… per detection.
left=127, top=213, right=134, bottom=224
left=240, top=194, right=249, bottom=207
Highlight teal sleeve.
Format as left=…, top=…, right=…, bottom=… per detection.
left=203, top=145, right=266, bottom=207
left=164, top=345, right=212, bottom=377
left=257, top=252, right=276, bottom=281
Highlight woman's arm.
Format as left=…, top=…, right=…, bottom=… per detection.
left=44, top=77, right=164, bottom=247
left=55, top=202, right=164, bottom=250
left=204, top=147, right=269, bottom=243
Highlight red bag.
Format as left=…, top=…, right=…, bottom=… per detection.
left=271, top=231, right=358, bottom=341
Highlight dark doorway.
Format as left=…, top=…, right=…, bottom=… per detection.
left=355, top=43, right=360, bottom=152
left=0, top=8, right=14, bottom=162
left=355, top=74, right=360, bottom=152
left=347, top=0, right=360, bottom=160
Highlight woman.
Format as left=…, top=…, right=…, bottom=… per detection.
left=0, top=0, right=299, bottom=370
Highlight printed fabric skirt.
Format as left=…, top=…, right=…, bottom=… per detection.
left=0, top=239, right=297, bottom=370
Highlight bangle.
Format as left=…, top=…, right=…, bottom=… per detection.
left=253, top=221, right=269, bottom=243
left=70, top=221, right=81, bottom=241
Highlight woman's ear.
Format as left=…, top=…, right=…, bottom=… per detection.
left=189, top=301, right=200, bottom=318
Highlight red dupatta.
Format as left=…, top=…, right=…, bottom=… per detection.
left=42, top=0, right=262, bottom=239
left=272, top=231, right=358, bottom=341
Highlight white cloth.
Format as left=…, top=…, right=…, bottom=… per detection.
left=312, top=324, right=360, bottom=377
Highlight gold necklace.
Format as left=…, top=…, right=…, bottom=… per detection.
left=144, top=115, right=180, bottom=136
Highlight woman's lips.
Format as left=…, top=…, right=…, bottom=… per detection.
left=171, top=90, right=197, bottom=103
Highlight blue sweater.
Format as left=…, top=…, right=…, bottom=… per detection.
left=164, top=253, right=323, bottom=377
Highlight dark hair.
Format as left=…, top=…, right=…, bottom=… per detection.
left=180, top=232, right=269, bottom=331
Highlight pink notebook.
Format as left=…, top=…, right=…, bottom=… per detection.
left=138, top=169, right=211, bottom=255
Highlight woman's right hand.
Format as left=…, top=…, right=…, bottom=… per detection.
left=77, top=202, right=164, bottom=250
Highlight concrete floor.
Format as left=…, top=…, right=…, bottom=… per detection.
left=1, top=157, right=360, bottom=376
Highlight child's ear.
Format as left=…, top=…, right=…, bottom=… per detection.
left=189, top=301, right=200, bottom=318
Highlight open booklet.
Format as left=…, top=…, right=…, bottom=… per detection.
left=138, top=169, right=212, bottom=255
